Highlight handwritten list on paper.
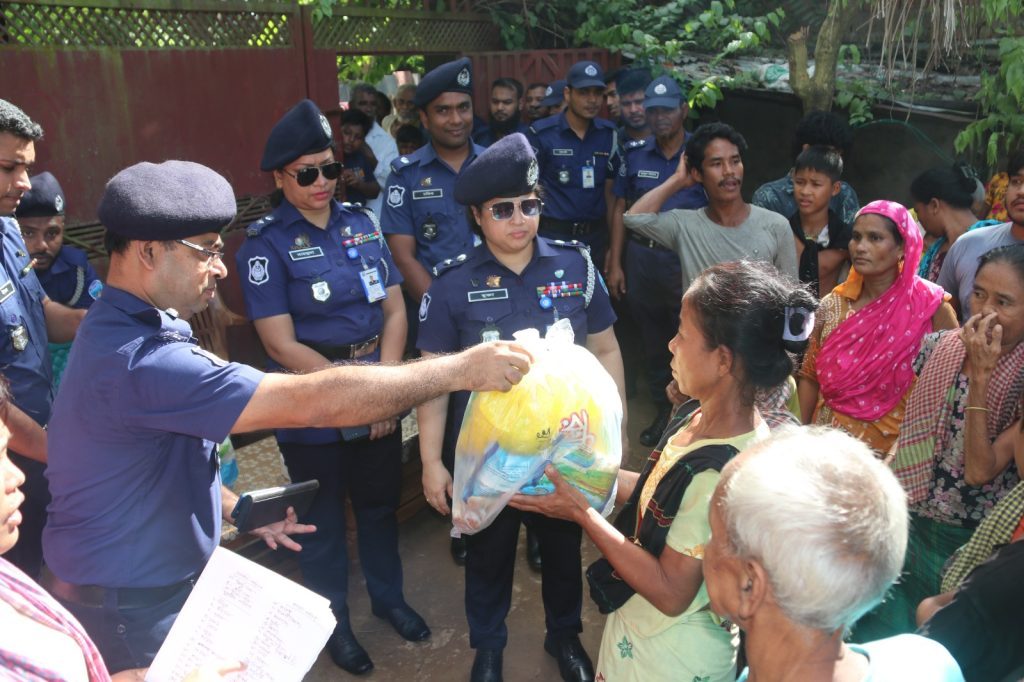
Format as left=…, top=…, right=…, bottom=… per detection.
left=146, top=546, right=336, bottom=682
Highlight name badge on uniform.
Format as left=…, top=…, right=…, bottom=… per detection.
left=480, top=323, right=501, bottom=343
left=311, top=280, right=331, bottom=302
left=552, top=149, right=573, bottom=156
left=638, top=170, right=660, bottom=179
left=582, top=165, right=595, bottom=189
left=0, top=280, right=14, bottom=305
left=9, top=324, right=27, bottom=352
left=412, top=189, right=443, bottom=200
left=288, top=246, right=325, bottom=261
left=467, top=289, right=509, bottom=303
left=360, top=267, right=387, bottom=303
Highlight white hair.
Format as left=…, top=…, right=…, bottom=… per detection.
left=720, top=426, right=908, bottom=633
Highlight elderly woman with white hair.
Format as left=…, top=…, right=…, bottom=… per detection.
left=703, top=426, right=965, bottom=681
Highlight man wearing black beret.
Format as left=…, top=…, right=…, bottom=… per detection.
left=39, top=158, right=533, bottom=673
left=16, top=172, right=102, bottom=310
left=0, top=100, right=85, bottom=580
left=380, top=57, right=486, bottom=307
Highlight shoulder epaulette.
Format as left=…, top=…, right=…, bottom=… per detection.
left=624, top=138, right=647, bottom=151
left=245, top=214, right=279, bottom=238
left=593, top=117, right=617, bottom=130
left=389, top=153, right=416, bottom=174
left=431, top=253, right=469, bottom=278
left=529, top=116, right=558, bottom=133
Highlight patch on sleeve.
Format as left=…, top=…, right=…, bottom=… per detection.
left=247, top=256, right=270, bottom=286
left=387, top=185, right=406, bottom=208
left=418, top=293, right=431, bottom=322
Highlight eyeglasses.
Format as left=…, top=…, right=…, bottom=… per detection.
left=284, top=161, right=342, bottom=187
left=488, top=198, right=544, bottom=221
left=176, top=238, right=225, bottom=264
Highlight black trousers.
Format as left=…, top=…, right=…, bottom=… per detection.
left=464, top=505, right=583, bottom=650
left=279, top=430, right=406, bottom=619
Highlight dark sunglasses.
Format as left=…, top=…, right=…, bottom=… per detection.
left=285, top=161, right=342, bottom=187
left=488, top=198, right=544, bottom=221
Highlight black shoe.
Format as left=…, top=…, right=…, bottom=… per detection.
left=326, top=625, right=373, bottom=675
left=639, top=405, right=672, bottom=448
left=373, top=603, right=431, bottom=641
left=544, top=635, right=594, bottom=682
left=526, top=526, right=542, bottom=572
left=470, top=648, right=503, bottom=682
left=451, top=536, right=467, bottom=566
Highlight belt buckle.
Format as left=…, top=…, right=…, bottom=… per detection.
left=352, top=336, right=378, bottom=359
left=571, top=223, right=587, bottom=237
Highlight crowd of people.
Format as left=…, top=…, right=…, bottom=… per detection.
left=0, top=50, right=1022, bottom=682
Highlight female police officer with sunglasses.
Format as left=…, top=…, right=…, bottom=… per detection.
left=236, top=99, right=427, bottom=676
left=416, top=133, right=626, bottom=682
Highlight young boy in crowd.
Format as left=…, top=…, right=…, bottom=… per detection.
left=337, top=108, right=380, bottom=206
left=789, top=145, right=851, bottom=296
left=394, top=123, right=426, bottom=157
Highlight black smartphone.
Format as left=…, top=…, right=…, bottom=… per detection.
left=231, top=479, right=320, bottom=532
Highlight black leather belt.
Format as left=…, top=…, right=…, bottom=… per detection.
left=41, top=567, right=196, bottom=609
left=307, top=335, right=380, bottom=361
left=540, top=217, right=602, bottom=237
left=627, top=231, right=673, bottom=252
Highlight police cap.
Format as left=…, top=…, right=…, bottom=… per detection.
left=16, top=172, right=65, bottom=218
left=644, top=75, right=685, bottom=109
left=454, top=133, right=538, bottom=206
left=540, top=79, right=566, bottom=107
left=566, top=61, right=605, bottom=89
left=260, top=99, right=334, bottom=172
left=98, top=160, right=236, bottom=240
left=414, top=57, right=473, bottom=109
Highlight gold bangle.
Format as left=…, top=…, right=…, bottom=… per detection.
left=965, top=406, right=990, bottom=413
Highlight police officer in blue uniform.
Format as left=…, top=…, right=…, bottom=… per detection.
left=528, top=62, right=621, bottom=274
left=416, top=133, right=625, bottom=682
left=237, top=99, right=427, bottom=676
left=42, top=157, right=530, bottom=674
left=0, top=100, right=84, bottom=579
left=381, top=57, right=486, bottom=307
left=608, top=75, right=707, bottom=447
left=16, top=172, right=103, bottom=388
left=538, top=79, right=567, bottom=115
left=15, top=172, right=102, bottom=310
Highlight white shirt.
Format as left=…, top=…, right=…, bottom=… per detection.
left=363, top=121, right=399, bottom=216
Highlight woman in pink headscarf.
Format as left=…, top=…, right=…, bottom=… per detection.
left=798, top=200, right=958, bottom=455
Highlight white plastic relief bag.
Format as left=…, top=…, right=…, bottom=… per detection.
left=452, top=319, right=622, bottom=534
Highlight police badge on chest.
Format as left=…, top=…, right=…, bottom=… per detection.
left=311, top=280, right=331, bottom=303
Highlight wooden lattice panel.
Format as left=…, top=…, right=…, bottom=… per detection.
left=0, top=1, right=294, bottom=48
left=313, top=11, right=500, bottom=53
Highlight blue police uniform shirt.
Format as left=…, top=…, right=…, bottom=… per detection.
left=0, top=216, right=53, bottom=426
left=527, top=112, right=622, bottom=222
left=613, top=134, right=709, bottom=210
left=341, top=149, right=376, bottom=207
left=43, top=286, right=263, bottom=587
left=236, top=198, right=402, bottom=445
left=417, top=237, right=616, bottom=424
left=380, top=141, right=485, bottom=272
left=473, top=122, right=531, bottom=149
left=35, top=245, right=101, bottom=310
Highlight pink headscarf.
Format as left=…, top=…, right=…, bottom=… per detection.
left=816, top=200, right=945, bottom=421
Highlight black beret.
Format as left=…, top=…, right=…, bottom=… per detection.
left=566, top=60, right=605, bottom=89
left=98, top=160, right=236, bottom=240
left=414, top=57, right=473, bottom=109
left=454, top=133, right=538, bottom=206
left=260, top=99, right=334, bottom=172
left=644, top=75, right=685, bottom=109
left=16, top=172, right=65, bottom=218
left=540, top=80, right=566, bottom=107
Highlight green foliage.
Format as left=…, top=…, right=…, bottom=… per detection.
left=955, top=36, right=1024, bottom=168
left=336, top=54, right=426, bottom=86
left=834, top=44, right=879, bottom=126
left=575, top=0, right=784, bottom=68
